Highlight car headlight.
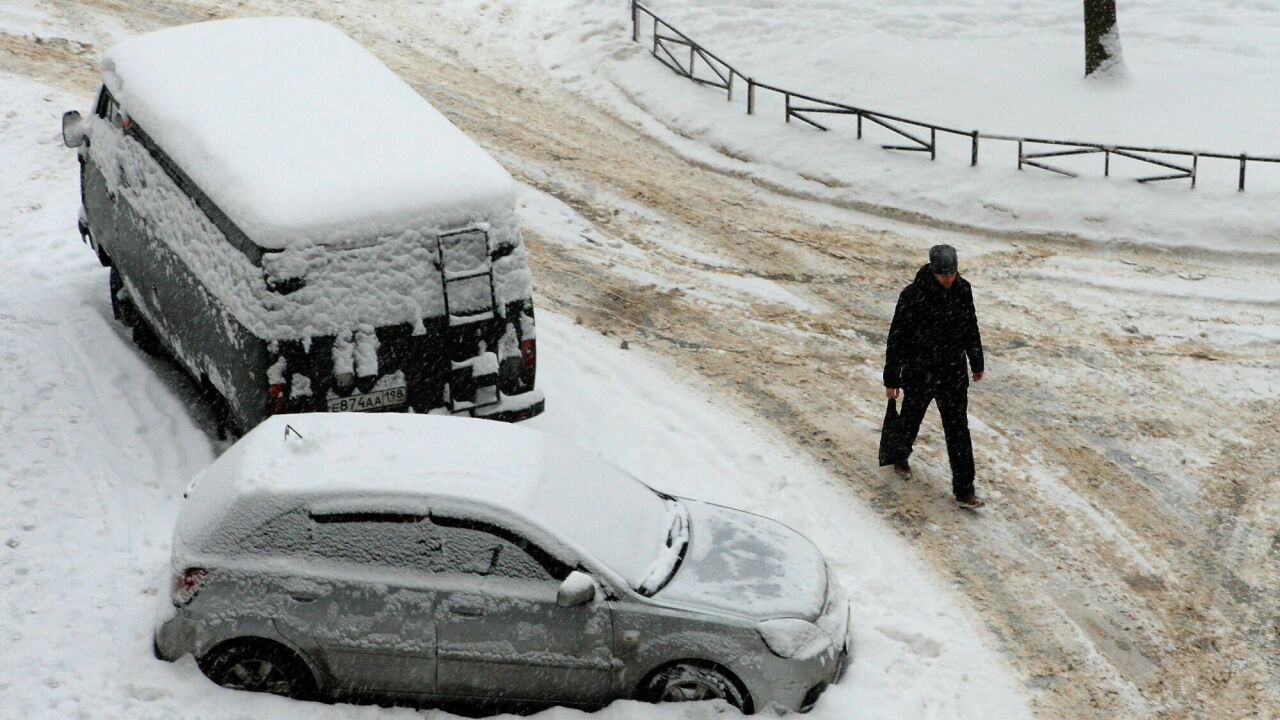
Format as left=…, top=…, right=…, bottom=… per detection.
left=758, top=618, right=834, bottom=660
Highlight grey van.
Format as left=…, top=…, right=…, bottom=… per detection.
left=62, top=18, right=543, bottom=435
left=155, top=413, right=852, bottom=713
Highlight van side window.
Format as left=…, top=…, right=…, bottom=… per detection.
left=95, top=88, right=124, bottom=127
left=94, top=87, right=109, bottom=119
left=106, top=99, right=122, bottom=126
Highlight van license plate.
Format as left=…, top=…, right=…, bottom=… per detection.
left=328, top=387, right=407, bottom=413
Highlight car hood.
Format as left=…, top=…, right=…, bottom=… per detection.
left=652, top=500, right=827, bottom=621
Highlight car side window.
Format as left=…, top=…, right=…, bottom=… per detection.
left=430, top=520, right=554, bottom=582
left=229, top=509, right=563, bottom=581
left=307, top=513, right=439, bottom=569
left=235, top=508, right=314, bottom=555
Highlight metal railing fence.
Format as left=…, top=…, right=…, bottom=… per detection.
left=630, top=1, right=1280, bottom=191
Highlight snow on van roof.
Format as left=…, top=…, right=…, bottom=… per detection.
left=100, top=17, right=515, bottom=249
left=179, top=413, right=672, bottom=587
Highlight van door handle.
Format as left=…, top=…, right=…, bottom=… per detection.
left=290, top=594, right=318, bottom=603
left=449, top=605, right=485, bottom=618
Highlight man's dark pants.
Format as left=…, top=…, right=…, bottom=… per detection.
left=899, top=385, right=975, bottom=498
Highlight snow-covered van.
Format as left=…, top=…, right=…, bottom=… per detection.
left=61, top=17, right=543, bottom=435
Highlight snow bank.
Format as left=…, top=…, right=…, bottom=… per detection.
left=516, top=0, right=1280, bottom=252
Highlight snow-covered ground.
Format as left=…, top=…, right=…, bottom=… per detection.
left=3, top=0, right=1279, bottom=718
left=437, top=0, right=1280, bottom=253
left=0, top=69, right=1030, bottom=719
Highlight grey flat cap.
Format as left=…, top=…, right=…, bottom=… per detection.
left=929, top=244, right=958, bottom=274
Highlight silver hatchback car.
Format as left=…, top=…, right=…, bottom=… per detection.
left=154, top=414, right=851, bottom=713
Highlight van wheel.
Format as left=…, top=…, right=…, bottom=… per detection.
left=200, top=380, right=241, bottom=441
left=215, top=411, right=242, bottom=442
left=199, top=640, right=317, bottom=700
left=109, top=268, right=132, bottom=324
left=131, top=320, right=166, bottom=357
left=639, top=662, right=748, bottom=711
left=110, top=268, right=166, bottom=356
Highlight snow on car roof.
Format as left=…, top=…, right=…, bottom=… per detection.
left=179, top=413, right=673, bottom=586
left=100, top=17, right=515, bottom=250
left=192, top=414, right=551, bottom=508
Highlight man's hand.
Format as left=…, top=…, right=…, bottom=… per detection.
left=885, top=387, right=901, bottom=399
left=973, top=371, right=984, bottom=382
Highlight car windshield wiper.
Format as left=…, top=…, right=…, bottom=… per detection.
left=636, top=499, right=690, bottom=596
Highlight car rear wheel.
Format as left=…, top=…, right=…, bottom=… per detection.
left=199, top=640, right=317, bottom=700
left=641, top=663, right=747, bottom=711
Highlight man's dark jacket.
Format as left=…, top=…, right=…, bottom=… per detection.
left=883, top=265, right=984, bottom=389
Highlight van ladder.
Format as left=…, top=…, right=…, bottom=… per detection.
left=437, top=227, right=500, bottom=412
left=448, top=351, right=500, bottom=413
left=437, top=227, right=498, bottom=325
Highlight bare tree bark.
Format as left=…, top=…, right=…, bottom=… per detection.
left=1084, top=0, right=1120, bottom=77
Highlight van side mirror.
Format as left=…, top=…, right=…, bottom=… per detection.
left=556, top=570, right=595, bottom=608
left=62, top=111, right=86, bottom=148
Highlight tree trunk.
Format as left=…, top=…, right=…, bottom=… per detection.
left=1083, top=0, right=1120, bottom=77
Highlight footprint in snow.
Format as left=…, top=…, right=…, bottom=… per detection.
left=876, top=625, right=943, bottom=658
left=124, top=683, right=172, bottom=702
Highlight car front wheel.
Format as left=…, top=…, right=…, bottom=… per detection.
left=198, top=640, right=317, bottom=700
left=641, top=663, right=747, bottom=711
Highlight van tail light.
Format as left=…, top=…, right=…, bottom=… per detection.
left=172, top=568, right=208, bottom=606
left=519, top=339, right=536, bottom=370
left=268, top=383, right=286, bottom=414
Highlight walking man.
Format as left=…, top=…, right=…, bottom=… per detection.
left=883, top=244, right=986, bottom=509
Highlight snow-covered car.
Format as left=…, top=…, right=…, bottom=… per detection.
left=154, top=413, right=852, bottom=713
left=60, top=18, right=543, bottom=436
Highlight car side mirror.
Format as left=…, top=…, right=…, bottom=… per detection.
left=557, top=570, right=595, bottom=608
left=62, top=110, right=86, bottom=148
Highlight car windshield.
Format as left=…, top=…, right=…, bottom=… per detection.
left=528, top=446, right=675, bottom=590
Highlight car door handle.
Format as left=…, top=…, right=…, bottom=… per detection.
left=449, top=605, right=485, bottom=618
left=289, top=594, right=318, bottom=603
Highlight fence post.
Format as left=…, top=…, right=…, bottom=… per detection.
left=1239, top=154, right=1247, bottom=191
left=1105, top=150, right=1110, bottom=177
left=930, top=128, right=936, bottom=161
left=631, top=1, right=639, bottom=42
left=971, top=131, right=979, bottom=167
left=689, top=45, right=695, bottom=75
left=1017, top=141, right=1023, bottom=170
left=747, top=78, right=755, bottom=115
left=857, top=112, right=862, bottom=139
left=1191, top=154, right=1198, bottom=189
left=727, top=72, right=733, bottom=102
left=785, top=93, right=791, bottom=123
